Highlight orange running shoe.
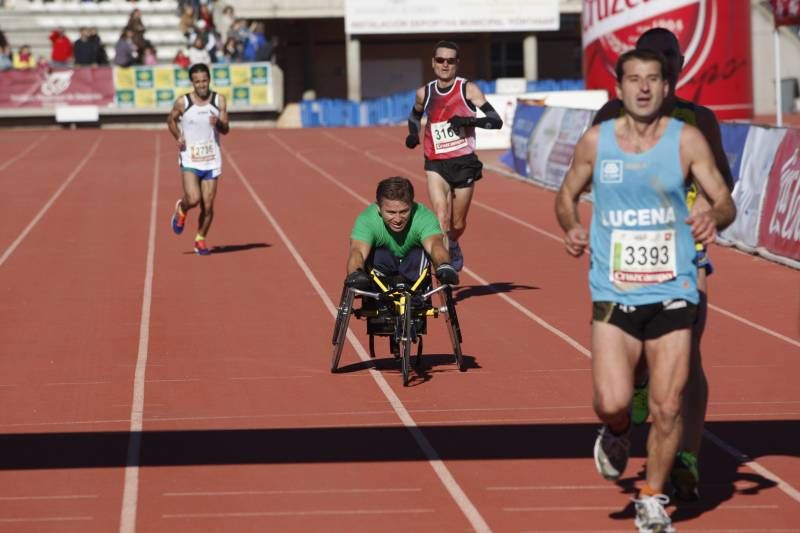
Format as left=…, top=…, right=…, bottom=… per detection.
left=171, top=199, right=186, bottom=235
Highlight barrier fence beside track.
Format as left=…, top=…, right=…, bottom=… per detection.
left=502, top=101, right=800, bottom=270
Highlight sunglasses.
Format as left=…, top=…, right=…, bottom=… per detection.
left=434, top=57, right=458, bottom=65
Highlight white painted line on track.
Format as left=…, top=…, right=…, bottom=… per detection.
left=119, top=136, right=160, bottom=533
left=164, top=508, right=435, bottom=518
left=164, top=488, right=422, bottom=496
left=228, top=144, right=493, bottom=533
left=0, top=134, right=49, bottom=173
left=506, top=504, right=779, bottom=512
left=703, top=429, right=800, bottom=504
left=323, top=131, right=800, bottom=349
left=300, top=131, right=800, bottom=507
left=0, top=137, right=101, bottom=269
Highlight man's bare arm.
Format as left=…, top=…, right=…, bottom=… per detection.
left=166, top=97, right=185, bottom=149
left=346, top=239, right=372, bottom=274
left=555, top=127, right=598, bottom=257
left=422, top=233, right=449, bottom=268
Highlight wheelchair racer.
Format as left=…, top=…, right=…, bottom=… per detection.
left=345, top=176, right=459, bottom=291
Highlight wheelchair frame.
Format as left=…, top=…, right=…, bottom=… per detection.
left=330, top=267, right=463, bottom=386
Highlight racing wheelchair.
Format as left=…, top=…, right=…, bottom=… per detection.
left=330, top=265, right=463, bottom=386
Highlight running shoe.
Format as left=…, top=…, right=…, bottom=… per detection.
left=631, top=382, right=650, bottom=425
left=449, top=240, right=464, bottom=272
left=171, top=199, right=186, bottom=235
left=194, top=239, right=211, bottom=256
left=634, top=494, right=675, bottom=533
left=593, top=424, right=631, bottom=480
left=670, top=450, right=700, bottom=501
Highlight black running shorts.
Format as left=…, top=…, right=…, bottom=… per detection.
left=424, top=153, right=483, bottom=189
left=592, top=300, right=698, bottom=341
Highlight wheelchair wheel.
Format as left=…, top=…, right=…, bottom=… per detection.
left=401, top=297, right=413, bottom=386
left=330, top=287, right=355, bottom=373
left=443, top=286, right=465, bottom=371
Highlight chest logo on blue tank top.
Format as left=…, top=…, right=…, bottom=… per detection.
left=600, top=160, right=623, bottom=183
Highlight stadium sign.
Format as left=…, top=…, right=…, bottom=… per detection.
left=344, top=0, right=559, bottom=34
left=582, top=0, right=753, bottom=119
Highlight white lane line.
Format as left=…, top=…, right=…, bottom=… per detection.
left=229, top=144, right=492, bottom=533
left=119, top=136, right=160, bottom=533
left=164, top=508, right=435, bottom=518
left=45, top=381, right=112, bottom=386
left=0, top=134, right=49, bottom=173
left=323, top=131, right=800, bottom=349
left=703, top=429, right=800, bottom=503
left=0, top=137, right=102, bottom=268
left=304, top=132, right=800, bottom=507
left=505, top=504, right=779, bottom=512
left=0, top=494, right=98, bottom=501
left=0, top=418, right=129, bottom=429
left=164, top=488, right=422, bottom=496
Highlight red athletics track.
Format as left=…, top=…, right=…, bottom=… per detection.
left=0, top=126, right=797, bottom=532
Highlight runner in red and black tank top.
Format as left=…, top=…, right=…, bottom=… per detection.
left=403, top=40, right=503, bottom=272
left=422, top=77, right=476, bottom=160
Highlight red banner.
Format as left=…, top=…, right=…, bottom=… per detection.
left=581, top=0, right=753, bottom=120
left=771, top=0, right=800, bottom=26
left=758, top=128, right=800, bottom=263
left=0, top=66, right=114, bottom=108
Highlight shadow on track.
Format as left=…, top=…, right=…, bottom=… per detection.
left=454, top=281, right=539, bottom=303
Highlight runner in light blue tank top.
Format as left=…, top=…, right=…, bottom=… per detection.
left=590, top=118, right=698, bottom=306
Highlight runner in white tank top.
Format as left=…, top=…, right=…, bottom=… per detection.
left=166, top=63, right=230, bottom=255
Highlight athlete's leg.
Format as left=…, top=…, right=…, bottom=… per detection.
left=591, top=321, right=641, bottom=428
left=643, top=327, right=691, bottom=493
left=425, top=170, right=452, bottom=237
left=180, top=170, right=202, bottom=211
left=449, top=184, right=474, bottom=242
left=197, top=177, right=218, bottom=237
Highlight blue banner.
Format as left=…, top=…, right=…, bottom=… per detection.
left=500, top=102, right=546, bottom=176
left=720, top=123, right=751, bottom=186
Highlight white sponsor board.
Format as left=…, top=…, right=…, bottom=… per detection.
left=344, top=0, right=559, bottom=34
left=718, top=126, right=787, bottom=252
left=475, top=90, right=607, bottom=150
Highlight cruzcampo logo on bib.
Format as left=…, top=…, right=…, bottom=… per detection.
left=610, top=229, right=677, bottom=290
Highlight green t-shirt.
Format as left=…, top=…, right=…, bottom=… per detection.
left=351, top=202, right=442, bottom=258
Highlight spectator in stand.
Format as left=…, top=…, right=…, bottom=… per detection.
left=142, top=43, right=158, bottom=65
left=242, top=22, right=268, bottom=62
left=89, top=27, right=109, bottom=65
left=49, top=27, right=73, bottom=68
left=0, top=29, right=11, bottom=71
left=113, top=28, right=138, bottom=67
left=179, top=5, right=195, bottom=40
left=220, top=37, right=240, bottom=63
left=189, top=19, right=217, bottom=63
left=228, top=18, right=249, bottom=45
left=173, top=48, right=190, bottom=69
left=126, top=8, right=146, bottom=42
left=218, top=5, right=235, bottom=37
left=13, top=45, right=38, bottom=69
left=187, top=35, right=210, bottom=66
left=74, top=27, right=100, bottom=66
left=198, top=3, right=214, bottom=30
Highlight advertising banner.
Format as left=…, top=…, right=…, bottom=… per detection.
left=344, top=0, right=559, bottom=34
left=719, top=123, right=751, bottom=186
left=581, top=0, right=753, bottom=120
left=526, top=107, right=595, bottom=189
left=502, top=102, right=547, bottom=176
left=719, top=126, right=787, bottom=251
left=0, top=67, right=114, bottom=108
left=758, top=128, right=800, bottom=265
left=113, top=63, right=273, bottom=109
left=770, top=0, right=800, bottom=26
